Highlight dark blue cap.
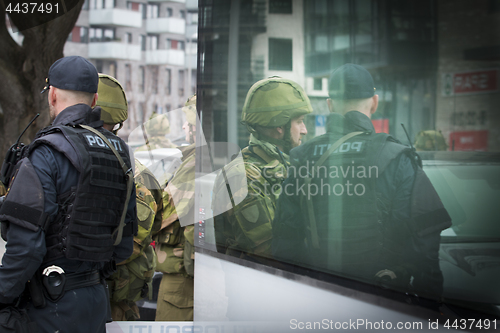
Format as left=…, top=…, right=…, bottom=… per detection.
left=41, top=56, right=98, bottom=94
left=328, top=63, right=376, bottom=100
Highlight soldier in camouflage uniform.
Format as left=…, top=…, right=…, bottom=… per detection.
left=96, top=74, right=163, bottom=321
left=0, top=181, right=6, bottom=196
left=154, top=95, right=196, bottom=321
left=414, top=130, right=448, bottom=151
left=135, top=113, right=177, bottom=151
left=213, top=77, right=312, bottom=260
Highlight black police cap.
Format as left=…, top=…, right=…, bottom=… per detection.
left=41, top=56, right=98, bottom=94
left=328, top=63, right=376, bottom=100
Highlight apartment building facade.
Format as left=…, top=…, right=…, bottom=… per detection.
left=64, top=0, right=198, bottom=140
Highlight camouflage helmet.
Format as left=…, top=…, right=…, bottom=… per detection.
left=145, top=112, right=170, bottom=136
left=414, top=130, right=448, bottom=151
left=242, top=77, right=313, bottom=128
left=96, top=74, right=128, bottom=124
left=183, top=94, right=197, bottom=126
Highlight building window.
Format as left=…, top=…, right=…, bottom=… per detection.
left=187, top=12, right=198, bottom=25
left=80, top=27, right=88, bottom=43
left=141, top=3, right=147, bottom=19
left=139, top=66, right=145, bottom=93
left=127, top=1, right=140, bottom=11
left=167, top=7, right=173, bottom=17
left=92, top=0, right=115, bottom=9
left=165, top=104, right=171, bottom=112
left=191, top=70, right=196, bottom=95
left=165, top=68, right=171, bottom=95
left=95, top=60, right=103, bottom=73
left=313, top=78, right=323, bottom=91
left=139, top=35, right=146, bottom=51
left=269, top=0, right=292, bottom=14
left=178, top=70, right=185, bottom=96
left=269, top=38, right=293, bottom=71
left=148, top=35, right=159, bottom=50
left=109, top=62, right=116, bottom=78
left=125, top=32, right=132, bottom=44
left=83, top=0, right=89, bottom=10
left=138, top=102, right=145, bottom=123
left=180, top=10, right=186, bottom=19
left=147, top=4, right=159, bottom=18
left=89, top=27, right=115, bottom=42
left=167, top=39, right=184, bottom=50
left=151, top=66, right=158, bottom=95
left=125, top=64, right=131, bottom=91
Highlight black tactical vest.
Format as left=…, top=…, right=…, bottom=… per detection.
left=306, top=131, right=408, bottom=281
left=31, top=124, right=132, bottom=262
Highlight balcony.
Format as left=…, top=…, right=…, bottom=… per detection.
left=186, top=0, right=197, bottom=10
left=186, top=53, right=196, bottom=69
left=89, top=9, right=142, bottom=28
left=146, top=17, right=185, bottom=34
left=145, top=49, right=185, bottom=66
left=89, top=42, right=141, bottom=61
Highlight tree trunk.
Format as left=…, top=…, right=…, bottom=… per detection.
left=0, top=1, right=84, bottom=158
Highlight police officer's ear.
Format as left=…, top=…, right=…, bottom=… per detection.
left=91, top=93, right=99, bottom=108
left=48, top=86, right=57, bottom=107
left=370, top=94, right=379, bottom=116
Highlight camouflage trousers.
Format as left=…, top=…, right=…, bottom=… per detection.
left=110, top=300, right=140, bottom=321
left=155, top=273, right=193, bottom=321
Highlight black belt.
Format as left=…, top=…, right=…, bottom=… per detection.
left=64, top=269, right=101, bottom=291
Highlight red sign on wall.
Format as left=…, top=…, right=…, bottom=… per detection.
left=372, top=119, right=389, bottom=134
left=449, top=130, right=488, bottom=151
left=443, top=70, right=499, bottom=96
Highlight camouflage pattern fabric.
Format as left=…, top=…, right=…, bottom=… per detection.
left=154, top=144, right=195, bottom=321
left=0, top=181, right=6, bottom=196
left=156, top=273, right=193, bottom=321
left=414, top=130, right=448, bottom=151
left=135, top=136, right=177, bottom=151
left=107, top=159, right=163, bottom=321
left=213, top=134, right=289, bottom=259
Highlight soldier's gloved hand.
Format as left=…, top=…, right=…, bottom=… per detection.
left=101, top=259, right=117, bottom=279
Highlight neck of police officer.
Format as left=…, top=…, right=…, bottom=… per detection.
left=49, top=87, right=98, bottom=120
left=103, top=123, right=114, bottom=131
left=328, top=95, right=378, bottom=119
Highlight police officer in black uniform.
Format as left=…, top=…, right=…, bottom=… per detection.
left=272, top=63, right=451, bottom=300
left=0, top=56, right=136, bottom=332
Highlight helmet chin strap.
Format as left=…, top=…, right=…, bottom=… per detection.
left=281, top=122, right=293, bottom=154
left=248, top=123, right=292, bottom=154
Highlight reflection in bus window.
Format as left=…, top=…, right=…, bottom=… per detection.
left=197, top=0, right=500, bottom=321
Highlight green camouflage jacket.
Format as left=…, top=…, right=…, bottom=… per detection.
left=154, top=144, right=195, bottom=277
left=107, top=159, right=163, bottom=303
left=0, top=181, right=6, bottom=196
left=135, top=136, right=177, bottom=151
left=213, top=134, right=289, bottom=259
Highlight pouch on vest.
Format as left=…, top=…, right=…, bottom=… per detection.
left=0, top=158, right=49, bottom=236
